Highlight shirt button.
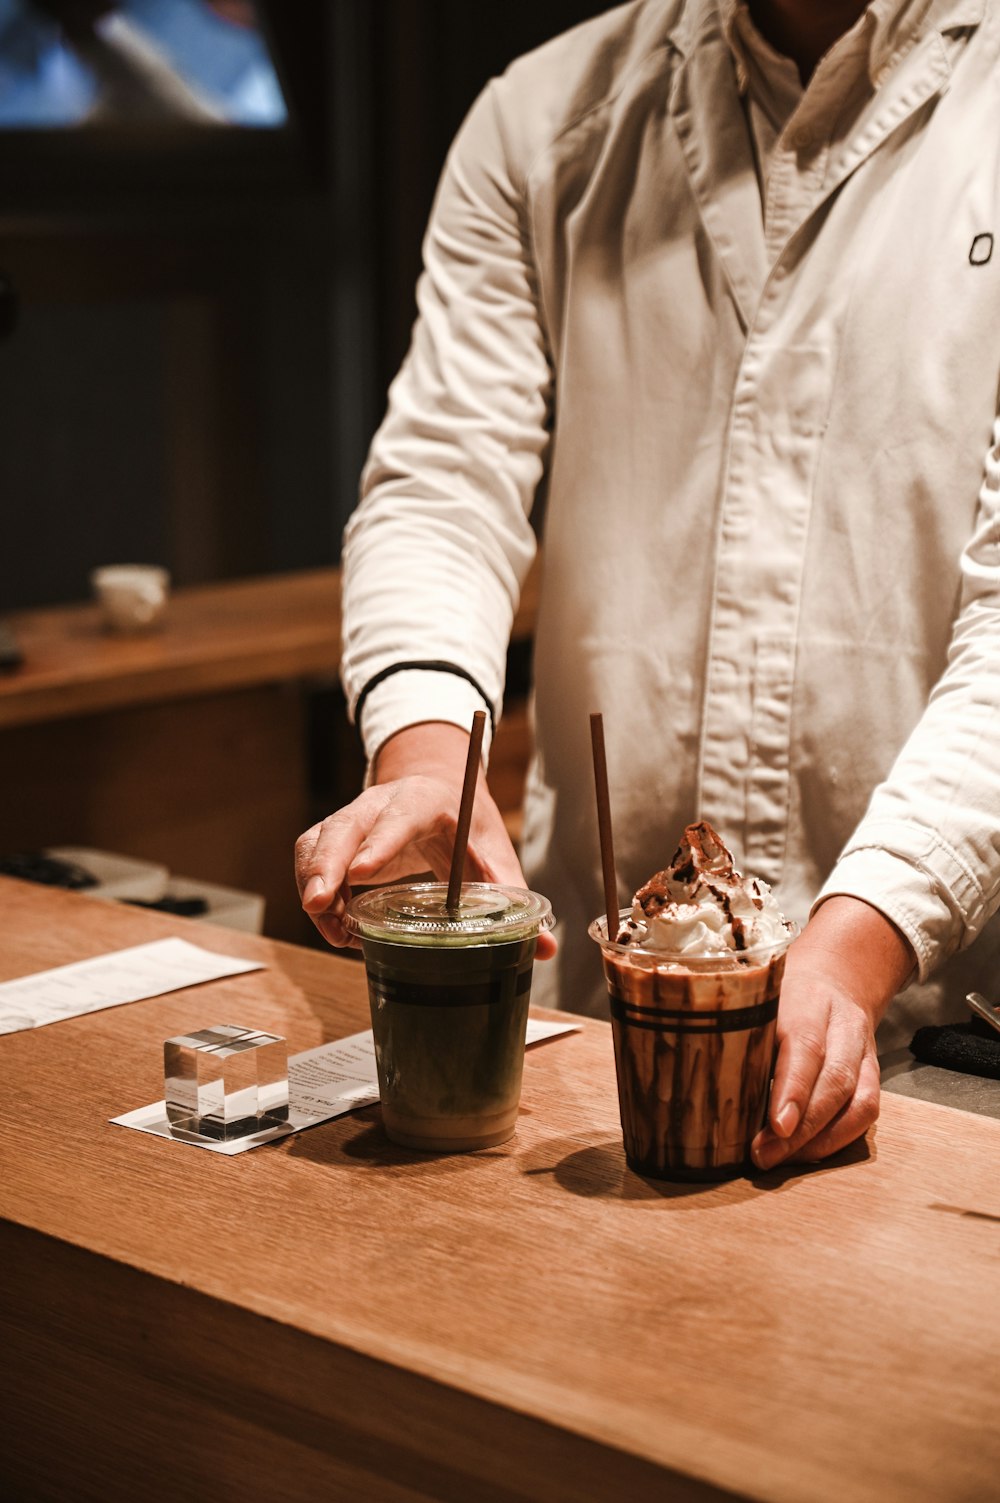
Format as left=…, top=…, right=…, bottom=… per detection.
left=792, top=126, right=813, bottom=150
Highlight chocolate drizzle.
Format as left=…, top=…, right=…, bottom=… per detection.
left=726, top=901, right=748, bottom=951
left=623, top=820, right=785, bottom=957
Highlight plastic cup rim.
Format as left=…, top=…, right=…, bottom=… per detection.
left=345, top=879, right=554, bottom=944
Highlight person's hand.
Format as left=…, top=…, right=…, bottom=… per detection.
left=751, top=896, right=915, bottom=1170
left=295, top=721, right=557, bottom=959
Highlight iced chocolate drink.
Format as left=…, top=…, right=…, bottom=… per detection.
left=345, top=882, right=553, bottom=1152
left=590, top=822, right=795, bottom=1180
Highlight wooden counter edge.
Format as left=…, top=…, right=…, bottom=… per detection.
left=0, top=1220, right=736, bottom=1503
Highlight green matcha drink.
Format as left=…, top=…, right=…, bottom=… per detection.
left=345, top=882, right=553, bottom=1152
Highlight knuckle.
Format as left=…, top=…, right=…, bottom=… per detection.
left=852, top=1084, right=881, bottom=1129
left=323, top=807, right=362, bottom=831
left=294, top=826, right=320, bottom=857
left=822, top=1059, right=859, bottom=1108
left=789, top=1029, right=827, bottom=1071
left=321, top=804, right=378, bottom=845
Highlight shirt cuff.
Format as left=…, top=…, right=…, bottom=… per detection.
left=353, top=669, right=496, bottom=771
left=812, top=846, right=953, bottom=983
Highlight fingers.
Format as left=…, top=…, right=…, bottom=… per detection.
left=469, top=819, right=532, bottom=888
left=305, top=880, right=359, bottom=950
left=295, top=787, right=401, bottom=946
left=296, top=790, right=387, bottom=894
left=295, top=861, right=355, bottom=947
left=344, top=783, right=447, bottom=883
left=751, top=997, right=877, bottom=1171
left=343, top=776, right=514, bottom=886
left=765, top=1003, right=833, bottom=1143
left=295, top=776, right=556, bottom=955
left=294, top=846, right=353, bottom=949
left=535, top=930, right=558, bottom=961
left=296, top=778, right=451, bottom=906
left=788, top=1050, right=880, bottom=1162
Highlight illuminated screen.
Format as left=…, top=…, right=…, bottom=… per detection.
left=0, top=0, right=288, bottom=128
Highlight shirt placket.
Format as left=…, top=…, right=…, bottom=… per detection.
left=698, top=81, right=847, bottom=882
left=697, top=274, right=820, bottom=884
left=763, top=124, right=832, bottom=260
left=688, top=12, right=949, bottom=883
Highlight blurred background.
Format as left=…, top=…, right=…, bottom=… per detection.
left=0, top=0, right=608, bottom=604
left=0, top=0, right=607, bottom=943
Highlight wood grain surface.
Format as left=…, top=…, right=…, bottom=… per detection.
left=0, top=557, right=541, bottom=731
left=2, top=876, right=999, bottom=1502
left=0, top=563, right=541, bottom=938
left=0, top=684, right=312, bottom=942
left=0, top=569, right=344, bottom=730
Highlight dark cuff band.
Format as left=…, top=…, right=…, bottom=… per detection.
left=353, top=661, right=497, bottom=740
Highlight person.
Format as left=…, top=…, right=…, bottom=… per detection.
left=295, top=0, right=1000, bottom=1171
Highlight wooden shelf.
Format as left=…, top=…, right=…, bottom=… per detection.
left=1, top=560, right=542, bottom=941
left=0, top=568, right=345, bottom=731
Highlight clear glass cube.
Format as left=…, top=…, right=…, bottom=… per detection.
left=164, top=1024, right=289, bottom=1139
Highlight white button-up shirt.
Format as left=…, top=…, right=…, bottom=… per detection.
left=342, top=0, right=1000, bottom=1048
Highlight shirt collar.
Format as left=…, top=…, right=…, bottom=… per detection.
left=721, top=0, right=800, bottom=98
left=717, top=0, right=985, bottom=90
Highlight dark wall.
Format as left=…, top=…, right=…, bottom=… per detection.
left=0, top=1, right=610, bottom=611
left=369, top=0, right=612, bottom=389
left=0, top=300, right=170, bottom=609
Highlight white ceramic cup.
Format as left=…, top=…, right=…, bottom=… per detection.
left=90, top=564, right=171, bottom=632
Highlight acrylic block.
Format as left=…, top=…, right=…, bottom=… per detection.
left=164, top=1024, right=289, bottom=1139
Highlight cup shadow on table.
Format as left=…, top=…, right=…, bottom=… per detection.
left=286, top=1105, right=522, bottom=1178
left=286, top=1105, right=874, bottom=1195
left=517, top=1132, right=874, bottom=1207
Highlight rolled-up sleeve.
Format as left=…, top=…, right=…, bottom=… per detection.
left=816, top=415, right=1000, bottom=978
left=341, top=80, right=553, bottom=765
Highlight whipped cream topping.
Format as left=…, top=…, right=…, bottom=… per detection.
left=617, top=822, right=789, bottom=956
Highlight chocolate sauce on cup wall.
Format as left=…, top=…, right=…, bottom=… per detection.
left=595, top=924, right=793, bottom=1180
left=590, top=821, right=796, bottom=1181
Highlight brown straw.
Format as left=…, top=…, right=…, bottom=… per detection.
left=590, top=712, right=620, bottom=943
left=446, top=710, right=487, bottom=912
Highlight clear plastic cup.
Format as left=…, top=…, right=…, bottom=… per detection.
left=589, top=912, right=797, bottom=1180
left=345, top=882, right=554, bottom=1152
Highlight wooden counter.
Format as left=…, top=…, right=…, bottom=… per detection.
left=0, top=570, right=344, bottom=731
left=0, top=563, right=541, bottom=731
left=0, top=571, right=344, bottom=943
left=2, top=876, right=999, bottom=1502
left=0, top=564, right=540, bottom=942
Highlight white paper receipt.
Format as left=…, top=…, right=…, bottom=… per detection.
left=0, top=938, right=263, bottom=1035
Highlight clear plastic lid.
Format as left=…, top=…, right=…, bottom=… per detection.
left=344, top=882, right=554, bottom=946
